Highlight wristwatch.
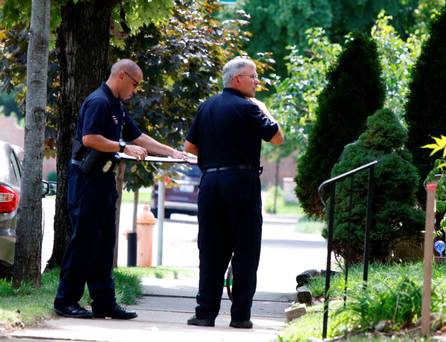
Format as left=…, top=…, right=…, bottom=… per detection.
left=118, top=141, right=126, bottom=153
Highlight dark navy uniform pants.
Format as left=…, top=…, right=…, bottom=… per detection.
left=195, top=169, right=262, bottom=322
left=55, top=164, right=118, bottom=311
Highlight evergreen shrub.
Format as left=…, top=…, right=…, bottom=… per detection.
left=406, top=7, right=446, bottom=202
left=295, top=33, right=384, bottom=218
left=328, top=108, right=424, bottom=262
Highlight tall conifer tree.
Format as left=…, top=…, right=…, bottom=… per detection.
left=406, top=8, right=446, bottom=201
left=295, top=34, right=384, bottom=217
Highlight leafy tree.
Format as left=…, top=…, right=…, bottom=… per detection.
left=0, top=0, right=252, bottom=270
left=13, top=0, right=50, bottom=287
left=270, top=28, right=342, bottom=154
left=0, top=92, right=22, bottom=117
left=295, top=34, right=384, bottom=218
left=406, top=7, right=446, bottom=203
left=371, top=11, right=424, bottom=120
left=1, top=0, right=174, bottom=270
left=329, top=108, right=423, bottom=262
left=412, top=0, right=445, bottom=33
left=116, top=0, right=251, bottom=191
left=270, top=13, right=423, bottom=159
left=224, top=0, right=419, bottom=77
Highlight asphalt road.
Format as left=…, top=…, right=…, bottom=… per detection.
left=42, top=199, right=327, bottom=294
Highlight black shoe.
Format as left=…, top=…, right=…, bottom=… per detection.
left=54, top=303, right=93, bottom=319
left=187, top=315, right=215, bottom=327
left=230, top=320, right=253, bottom=329
left=93, top=304, right=137, bottom=320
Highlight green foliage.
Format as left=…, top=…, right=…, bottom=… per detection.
left=270, top=28, right=342, bottom=155
left=372, top=11, right=425, bottom=120
left=406, top=7, right=446, bottom=201
left=281, top=262, right=445, bottom=339
left=113, top=270, right=143, bottom=304
left=412, top=0, right=446, bottom=34
left=422, top=139, right=446, bottom=239
left=224, top=0, right=419, bottom=78
left=332, top=276, right=422, bottom=335
left=329, top=109, right=423, bottom=262
left=0, top=91, right=22, bottom=117
left=242, top=0, right=333, bottom=76
left=270, top=12, right=425, bottom=160
left=295, top=34, right=384, bottom=218
left=118, top=0, right=252, bottom=190
left=0, top=268, right=141, bottom=327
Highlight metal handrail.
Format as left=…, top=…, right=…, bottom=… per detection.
left=318, top=160, right=378, bottom=205
left=318, top=160, right=378, bottom=339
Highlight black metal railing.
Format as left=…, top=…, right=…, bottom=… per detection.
left=318, top=160, right=378, bottom=339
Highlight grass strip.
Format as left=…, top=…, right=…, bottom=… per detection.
left=280, top=262, right=446, bottom=341
left=0, top=266, right=194, bottom=329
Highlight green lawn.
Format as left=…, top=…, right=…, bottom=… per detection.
left=121, top=188, right=152, bottom=203
left=0, top=266, right=194, bottom=329
left=279, top=262, right=446, bottom=341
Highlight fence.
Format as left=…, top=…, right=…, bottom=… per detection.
left=317, top=160, right=378, bottom=339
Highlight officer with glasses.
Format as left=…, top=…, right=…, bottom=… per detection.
left=185, top=57, right=284, bottom=329
left=54, top=59, right=186, bottom=319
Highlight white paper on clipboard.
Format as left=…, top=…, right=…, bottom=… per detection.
left=118, top=153, right=197, bottom=164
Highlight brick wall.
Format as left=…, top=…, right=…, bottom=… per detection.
left=260, top=152, right=297, bottom=189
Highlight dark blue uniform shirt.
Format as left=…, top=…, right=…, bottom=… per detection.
left=186, top=88, right=278, bottom=170
left=74, top=83, right=141, bottom=146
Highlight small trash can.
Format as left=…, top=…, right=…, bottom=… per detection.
left=137, top=204, right=156, bottom=267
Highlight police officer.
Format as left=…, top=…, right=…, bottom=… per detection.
left=54, top=59, right=186, bottom=319
left=184, top=57, right=284, bottom=328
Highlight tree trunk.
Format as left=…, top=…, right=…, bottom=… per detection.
left=113, top=161, right=126, bottom=267
left=46, top=0, right=117, bottom=269
left=13, top=0, right=51, bottom=287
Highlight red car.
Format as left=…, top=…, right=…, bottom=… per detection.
left=151, top=164, right=201, bottom=219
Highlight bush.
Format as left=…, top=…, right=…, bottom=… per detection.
left=329, top=108, right=424, bottom=262
left=295, top=33, right=384, bottom=218
left=406, top=7, right=446, bottom=203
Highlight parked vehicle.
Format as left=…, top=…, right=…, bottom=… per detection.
left=0, top=140, right=55, bottom=277
left=151, top=164, right=201, bottom=219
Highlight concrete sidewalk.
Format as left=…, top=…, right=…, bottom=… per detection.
left=5, top=277, right=290, bottom=342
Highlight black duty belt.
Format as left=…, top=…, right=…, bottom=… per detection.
left=205, top=164, right=263, bottom=175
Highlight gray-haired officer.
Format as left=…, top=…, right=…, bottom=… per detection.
left=185, top=57, right=284, bottom=328
left=54, top=59, right=186, bottom=319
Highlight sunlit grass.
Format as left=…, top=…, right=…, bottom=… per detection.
left=280, top=262, right=446, bottom=341
left=0, top=266, right=193, bottom=329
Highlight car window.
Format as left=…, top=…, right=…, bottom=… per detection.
left=9, top=150, right=21, bottom=186
left=169, top=165, right=200, bottom=178
left=181, top=165, right=201, bottom=178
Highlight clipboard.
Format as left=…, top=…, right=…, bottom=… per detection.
left=118, top=153, right=197, bottom=164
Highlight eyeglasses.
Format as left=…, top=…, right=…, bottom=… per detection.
left=124, top=71, right=140, bottom=88
left=237, top=74, right=259, bottom=80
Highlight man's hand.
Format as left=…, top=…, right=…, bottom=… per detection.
left=124, top=144, right=147, bottom=161
left=247, top=97, right=277, bottom=123
left=171, top=149, right=189, bottom=160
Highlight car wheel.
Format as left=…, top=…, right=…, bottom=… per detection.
left=0, top=263, right=13, bottom=279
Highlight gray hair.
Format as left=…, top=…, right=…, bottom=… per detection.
left=222, top=57, right=256, bottom=87
left=110, top=59, right=142, bottom=76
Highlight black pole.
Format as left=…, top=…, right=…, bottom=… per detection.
left=344, top=175, right=354, bottom=307
left=322, top=182, right=336, bottom=339
left=273, top=157, right=280, bottom=214
left=363, top=165, right=374, bottom=286
left=127, top=232, right=137, bottom=267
